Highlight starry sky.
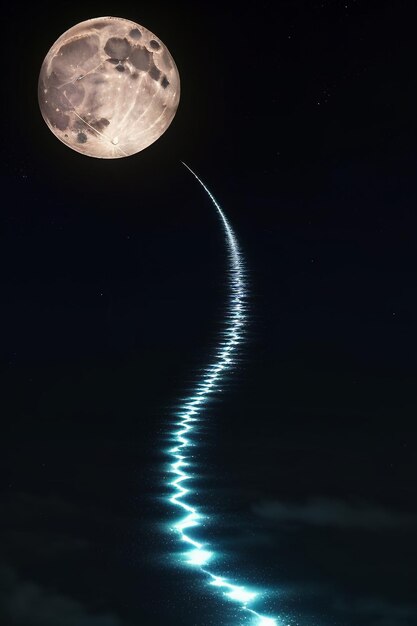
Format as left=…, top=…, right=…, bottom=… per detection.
left=1, top=1, right=417, bottom=625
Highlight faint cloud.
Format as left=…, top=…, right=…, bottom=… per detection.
left=332, top=594, right=417, bottom=626
left=0, top=491, right=136, bottom=625
left=0, top=563, right=129, bottom=626
left=253, top=497, right=417, bottom=530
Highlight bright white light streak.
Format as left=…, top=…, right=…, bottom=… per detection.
left=165, top=162, right=278, bottom=626
left=257, top=618, right=281, bottom=626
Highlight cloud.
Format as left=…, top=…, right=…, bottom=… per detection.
left=253, top=497, right=417, bottom=530
left=332, top=594, right=417, bottom=626
left=0, top=491, right=137, bottom=626
left=0, top=563, right=129, bottom=626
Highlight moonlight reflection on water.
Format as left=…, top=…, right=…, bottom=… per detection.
left=165, top=163, right=280, bottom=626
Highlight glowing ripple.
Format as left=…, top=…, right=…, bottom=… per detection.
left=165, top=162, right=278, bottom=626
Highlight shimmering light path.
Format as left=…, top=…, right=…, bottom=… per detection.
left=165, top=162, right=279, bottom=626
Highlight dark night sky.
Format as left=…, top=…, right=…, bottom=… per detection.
left=1, top=1, right=417, bottom=625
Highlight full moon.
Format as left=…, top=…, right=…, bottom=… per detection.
left=38, top=16, right=180, bottom=158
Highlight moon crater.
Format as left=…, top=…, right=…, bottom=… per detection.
left=38, top=16, right=180, bottom=158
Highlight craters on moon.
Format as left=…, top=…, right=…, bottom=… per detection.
left=104, top=36, right=131, bottom=60
left=38, top=16, right=180, bottom=158
left=90, top=118, right=110, bottom=132
left=102, top=35, right=169, bottom=88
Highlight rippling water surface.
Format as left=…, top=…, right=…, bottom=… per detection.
left=163, top=164, right=281, bottom=626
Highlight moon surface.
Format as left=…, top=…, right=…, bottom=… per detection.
left=38, top=16, right=180, bottom=158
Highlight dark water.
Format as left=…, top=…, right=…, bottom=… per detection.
left=2, top=168, right=416, bottom=626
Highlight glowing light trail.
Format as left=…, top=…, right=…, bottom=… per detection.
left=165, top=162, right=278, bottom=625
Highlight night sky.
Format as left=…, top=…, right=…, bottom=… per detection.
left=2, top=1, right=417, bottom=625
